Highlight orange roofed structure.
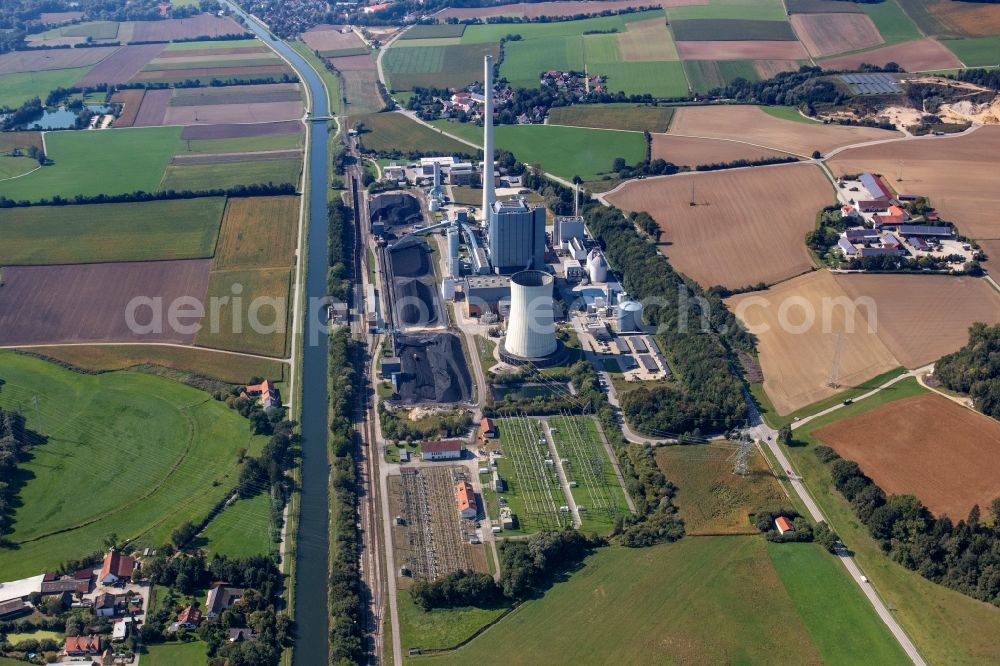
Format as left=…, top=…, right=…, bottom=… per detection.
left=455, top=481, right=477, bottom=519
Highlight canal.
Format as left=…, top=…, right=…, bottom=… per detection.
left=223, top=4, right=332, bottom=665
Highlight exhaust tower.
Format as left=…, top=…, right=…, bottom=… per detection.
left=482, top=54, right=495, bottom=221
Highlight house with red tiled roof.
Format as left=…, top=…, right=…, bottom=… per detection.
left=243, top=380, right=280, bottom=411
left=177, top=604, right=203, bottom=629
left=100, top=549, right=136, bottom=585
left=65, top=634, right=102, bottom=656
left=775, top=516, right=795, bottom=535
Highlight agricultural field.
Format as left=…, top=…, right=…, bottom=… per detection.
left=894, top=0, right=1000, bottom=38
left=858, top=0, right=923, bottom=45
left=0, top=131, right=43, bottom=153
left=666, top=0, right=786, bottom=21
left=827, top=126, right=1000, bottom=239
left=835, top=274, right=1000, bottom=369
left=754, top=59, right=805, bottom=78
left=596, top=60, right=688, bottom=97
left=128, top=14, right=248, bottom=42
left=432, top=120, right=645, bottom=182
left=616, top=16, right=679, bottom=60
left=462, top=10, right=665, bottom=44
left=383, top=42, right=500, bottom=91
left=819, top=37, right=963, bottom=72
left=426, top=537, right=908, bottom=664
left=791, top=13, right=884, bottom=57
left=437, top=0, right=683, bottom=20
left=396, top=590, right=507, bottom=654
left=651, top=133, right=794, bottom=165
left=339, top=67, right=386, bottom=116
left=111, top=88, right=146, bottom=126
left=0, top=259, right=213, bottom=347
left=942, top=36, right=1000, bottom=67
left=74, top=43, right=166, bottom=87
left=0, top=351, right=266, bottom=578
left=0, top=156, right=37, bottom=180
left=546, top=104, right=674, bottom=132
left=354, top=112, right=473, bottom=156
left=198, top=491, right=275, bottom=557
left=671, top=18, right=797, bottom=41
left=669, top=104, right=897, bottom=156
left=0, top=126, right=181, bottom=201
left=159, top=157, right=302, bottom=191
left=676, top=40, right=809, bottom=60
left=683, top=59, right=758, bottom=92
left=775, top=380, right=1000, bottom=666
left=547, top=416, right=630, bottom=533
left=0, top=46, right=118, bottom=75
left=0, top=198, right=225, bottom=265
left=214, top=196, right=299, bottom=269
left=401, top=24, right=467, bottom=40
left=786, top=0, right=863, bottom=13
left=142, top=640, right=209, bottom=666
left=301, top=23, right=366, bottom=55
left=605, top=163, right=828, bottom=289
left=0, top=66, right=95, bottom=108
left=181, top=119, right=302, bottom=140
left=813, top=392, right=1000, bottom=520
left=489, top=416, right=572, bottom=534
left=726, top=270, right=899, bottom=415
left=655, top=447, right=786, bottom=534
left=22, top=344, right=286, bottom=384
left=178, top=132, right=304, bottom=154
left=194, top=267, right=292, bottom=357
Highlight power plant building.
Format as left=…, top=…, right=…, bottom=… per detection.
left=464, top=275, right=510, bottom=317
left=488, top=198, right=546, bottom=273
left=553, top=215, right=585, bottom=246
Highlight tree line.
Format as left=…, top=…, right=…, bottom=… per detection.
left=0, top=183, right=296, bottom=208
left=816, top=445, right=1000, bottom=607
left=0, top=407, right=41, bottom=545
left=936, top=323, right=1000, bottom=419
left=327, top=198, right=352, bottom=302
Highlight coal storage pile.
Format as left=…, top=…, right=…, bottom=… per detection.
left=395, top=279, right=439, bottom=327
left=370, top=193, right=421, bottom=228
left=396, top=333, right=473, bottom=404
left=387, top=235, right=443, bottom=329
left=388, top=235, right=431, bottom=278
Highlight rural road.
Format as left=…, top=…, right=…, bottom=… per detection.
left=746, top=390, right=927, bottom=666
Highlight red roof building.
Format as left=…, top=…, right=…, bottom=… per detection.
left=455, top=481, right=477, bottom=519
left=422, top=440, right=464, bottom=461
left=177, top=605, right=203, bottom=628
left=775, top=516, right=795, bottom=535
left=100, top=550, right=136, bottom=584
left=65, top=635, right=102, bottom=655
left=244, top=379, right=280, bottom=410
left=480, top=417, right=497, bottom=438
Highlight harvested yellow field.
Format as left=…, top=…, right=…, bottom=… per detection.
left=651, top=134, right=794, bottom=165
left=670, top=105, right=898, bottom=156
left=726, top=270, right=899, bottom=415
left=213, top=196, right=299, bottom=269
left=605, top=163, right=828, bottom=289
left=827, top=126, right=1000, bottom=239
left=617, top=17, right=679, bottom=60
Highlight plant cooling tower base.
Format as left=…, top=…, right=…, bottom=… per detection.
left=499, top=338, right=567, bottom=368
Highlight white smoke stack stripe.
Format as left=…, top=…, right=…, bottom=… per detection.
left=506, top=270, right=557, bottom=359
left=482, top=54, right=495, bottom=221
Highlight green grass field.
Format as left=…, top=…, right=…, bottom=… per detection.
left=356, top=112, right=473, bottom=156
left=0, top=66, right=96, bottom=108
left=0, top=351, right=267, bottom=578
left=760, top=104, right=822, bottom=124
left=423, top=537, right=907, bottom=664
left=63, top=20, right=118, bottom=39
left=942, top=36, right=1000, bottom=67
left=671, top=18, right=797, bottom=41
left=786, top=0, right=862, bottom=13
left=384, top=42, right=500, bottom=91
left=142, top=640, right=208, bottom=666
left=667, top=0, right=787, bottom=22
left=194, top=267, right=292, bottom=358
left=0, top=198, right=225, bottom=265
left=431, top=120, right=645, bottom=182
left=548, top=416, right=630, bottom=533
left=398, top=590, right=508, bottom=653
left=159, top=158, right=302, bottom=192
left=180, top=132, right=303, bottom=155
left=684, top=59, right=758, bottom=93
left=860, top=0, right=923, bottom=45
left=461, top=10, right=663, bottom=44
left=164, top=38, right=261, bottom=51
left=593, top=60, right=688, bottom=97
left=546, top=104, right=674, bottom=132
left=0, top=126, right=181, bottom=201
left=198, top=491, right=274, bottom=557
left=777, top=376, right=1000, bottom=664
left=289, top=39, right=341, bottom=115
left=0, top=155, right=38, bottom=179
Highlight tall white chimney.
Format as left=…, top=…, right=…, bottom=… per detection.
left=482, top=54, right=495, bottom=224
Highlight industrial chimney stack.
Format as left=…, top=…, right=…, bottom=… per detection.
left=482, top=55, right=495, bottom=223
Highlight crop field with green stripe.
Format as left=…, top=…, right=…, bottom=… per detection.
left=942, top=36, right=1000, bottom=67
left=684, top=59, right=758, bottom=93
left=400, top=23, right=466, bottom=39
left=383, top=42, right=500, bottom=91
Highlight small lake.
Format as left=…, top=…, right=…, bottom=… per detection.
left=20, top=104, right=112, bottom=130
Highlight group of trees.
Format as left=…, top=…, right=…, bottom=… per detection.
left=0, top=407, right=38, bottom=544
left=936, top=323, right=1000, bottom=419
left=953, top=67, right=1000, bottom=90
left=378, top=404, right=471, bottom=442
left=754, top=507, right=815, bottom=543
left=327, top=198, right=352, bottom=302
left=0, top=183, right=296, bottom=209
left=142, top=553, right=291, bottom=664
left=694, top=155, right=798, bottom=172
left=610, top=155, right=680, bottom=180
left=817, top=445, right=1000, bottom=607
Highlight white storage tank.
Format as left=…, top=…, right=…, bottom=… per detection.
left=617, top=300, right=643, bottom=333
left=429, top=198, right=441, bottom=212
left=587, top=249, right=608, bottom=283
left=503, top=270, right=557, bottom=359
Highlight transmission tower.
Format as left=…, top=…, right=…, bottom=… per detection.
left=729, top=430, right=754, bottom=476
left=828, top=332, right=845, bottom=389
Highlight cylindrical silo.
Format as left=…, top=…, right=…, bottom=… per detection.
left=433, top=160, right=442, bottom=188
left=447, top=225, right=460, bottom=277
left=505, top=270, right=556, bottom=359
left=587, top=249, right=607, bottom=284
left=429, top=198, right=440, bottom=212
left=616, top=300, right=643, bottom=333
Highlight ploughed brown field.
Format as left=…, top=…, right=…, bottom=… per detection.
left=131, top=65, right=290, bottom=82
left=74, top=43, right=165, bottom=87
left=670, top=105, right=898, bottom=156
left=0, top=46, right=117, bottom=75
left=0, top=132, right=43, bottom=152
left=111, top=89, right=145, bottom=127
left=753, top=59, right=803, bottom=78
left=327, top=54, right=376, bottom=71
left=128, top=15, right=247, bottom=42
left=157, top=46, right=271, bottom=58
left=726, top=270, right=899, bottom=415
left=837, top=273, right=1000, bottom=369
left=0, top=260, right=212, bottom=346
left=920, top=0, right=1000, bottom=37
left=132, top=88, right=171, bottom=127
left=651, top=134, right=794, bottom=165
left=813, top=393, right=1000, bottom=520
left=827, top=126, right=1000, bottom=239
left=790, top=13, right=883, bottom=57
left=162, top=101, right=303, bottom=126
left=820, top=38, right=962, bottom=72
left=180, top=120, right=302, bottom=140
left=436, top=0, right=705, bottom=19
left=605, top=163, right=827, bottom=289
left=676, top=40, right=809, bottom=61
left=300, top=24, right=366, bottom=52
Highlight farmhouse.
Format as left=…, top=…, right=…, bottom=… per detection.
left=860, top=172, right=894, bottom=201
left=228, top=627, right=258, bottom=642
left=94, top=592, right=119, bottom=617
left=100, top=549, right=136, bottom=585
left=205, top=584, right=243, bottom=618
left=455, top=480, right=477, bottom=519
left=177, top=604, right=203, bottom=629
left=774, top=516, right=795, bottom=535
left=41, top=577, right=89, bottom=596
left=481, top=417, right=497, bottom=439
left=243, top=379, right=280, bottom=411
left=423, top=439, right=464, bottom=461
left=64, top=634, right=102, bottom=656
left=0, top=599, right=30, bottom=621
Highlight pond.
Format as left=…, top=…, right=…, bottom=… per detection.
left=20, top=104, right=112, bottom=130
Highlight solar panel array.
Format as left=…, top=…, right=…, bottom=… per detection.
left=840, top=73, right=903, bottom=95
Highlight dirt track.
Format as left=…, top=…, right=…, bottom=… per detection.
left=814, top=393, right=1000, bottom=520
left=605, top=163, right=827, bottom=289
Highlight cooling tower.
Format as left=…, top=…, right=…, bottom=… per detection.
left=482, top=55, right=495, bottom=221
left=504, top=270, right=557, bottom=359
